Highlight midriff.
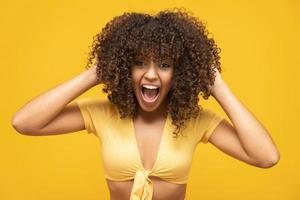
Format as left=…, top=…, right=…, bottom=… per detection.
left=106, top=176, right=187, bottom=200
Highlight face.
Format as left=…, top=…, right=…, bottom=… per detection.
left=131, top=56, right=174, bottom=113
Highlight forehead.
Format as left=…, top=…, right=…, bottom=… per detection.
left=134, top=52, right=173, bottom=63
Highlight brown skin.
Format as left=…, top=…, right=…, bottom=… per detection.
left=85, top=7, right=221, bottom=138
left=131, top=56, right=174, bottom=122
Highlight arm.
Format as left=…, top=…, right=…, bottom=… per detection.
left=11, top=65, right=100, bottom=135
left=207, top=69, right=280, bottom=168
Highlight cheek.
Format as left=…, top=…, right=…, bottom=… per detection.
left=130, top=75, right=141, bottom=91
left=165, top=74, right=174, bottom=86
left=130, top=72, right=138, bottom=83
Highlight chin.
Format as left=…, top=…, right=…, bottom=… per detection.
left=138, top=99, right=161, bottom=112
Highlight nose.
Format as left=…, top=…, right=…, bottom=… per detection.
left=144, top=61, right=159, bottom=80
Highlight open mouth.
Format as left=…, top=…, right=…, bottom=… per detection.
left=141, top=85, right=160, bottom=103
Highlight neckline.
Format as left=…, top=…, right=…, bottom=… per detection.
left=130, top=113, right=169, bottom=173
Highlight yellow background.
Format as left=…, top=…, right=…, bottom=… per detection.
left=1, top=0, right=299, bottom=199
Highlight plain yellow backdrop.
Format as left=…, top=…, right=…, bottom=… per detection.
left=1, top=0, right=299, bottom=199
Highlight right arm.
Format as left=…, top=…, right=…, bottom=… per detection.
left=11, top=65, right=101, bottom=136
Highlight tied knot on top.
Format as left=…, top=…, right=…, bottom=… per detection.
left=130, top=170, right=153, bottom=200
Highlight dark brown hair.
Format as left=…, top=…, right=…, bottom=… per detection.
left=85, top=7, right=222, bottom=138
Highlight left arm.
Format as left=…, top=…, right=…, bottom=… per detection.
left=207, top=69, right=280, bottom=168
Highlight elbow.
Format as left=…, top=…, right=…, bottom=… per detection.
left=258, top=152, right=281, bottom=168
left=11, top=115, right=29, bottom=135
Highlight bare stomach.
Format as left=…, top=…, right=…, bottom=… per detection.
left=106, top=176, right=187, bottom=200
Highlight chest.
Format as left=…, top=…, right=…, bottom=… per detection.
left=133, top=119, right=166, bottom=171
left=100, top=115, right=198, bottom=178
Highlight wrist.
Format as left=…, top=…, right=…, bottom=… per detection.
left=82, top=66, right=100, bottom=87
left=211, top=81, right=227, bottom=98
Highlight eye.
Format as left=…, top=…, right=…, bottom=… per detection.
left=160, top=63, right=171, bottom=69
left=134, top=60, right=145, bottom=67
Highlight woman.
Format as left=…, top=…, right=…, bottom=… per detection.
left=12, top=8, right=280, bottom=200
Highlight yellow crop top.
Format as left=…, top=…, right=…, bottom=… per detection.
left=76, top=97, right=225, bottom=200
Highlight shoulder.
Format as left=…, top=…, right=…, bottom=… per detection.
left=76, top=97, right=117, bottom=115
left=198, top=108, right=219, bottom=119
left=76, top=97, right=111, bottom=107
left=192, top=108, right=224, bottom=129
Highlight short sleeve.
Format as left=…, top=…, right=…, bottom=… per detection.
left=76, top=97, right=105, bottom=137
left=196, top=109, right=225, bottom=144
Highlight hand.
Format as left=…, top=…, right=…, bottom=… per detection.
left=209, top=67, right=225, bottom=97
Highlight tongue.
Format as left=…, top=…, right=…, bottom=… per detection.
left=143, top=88, right=158, bottom=100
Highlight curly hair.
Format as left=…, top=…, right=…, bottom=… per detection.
left=85, top=7, right=222, bottom=138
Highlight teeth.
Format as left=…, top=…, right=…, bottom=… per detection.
left=142, top=85, right=159, bottom=89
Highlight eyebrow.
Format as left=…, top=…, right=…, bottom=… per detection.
left=135, top=56, right=172, bottom=62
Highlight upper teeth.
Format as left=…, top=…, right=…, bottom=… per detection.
left=143, top=85, right=159, bottom=89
